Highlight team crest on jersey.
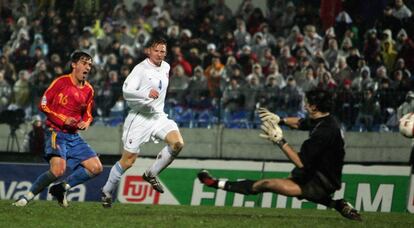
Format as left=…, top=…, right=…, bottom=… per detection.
left=41, top=96, right=47, bottom=105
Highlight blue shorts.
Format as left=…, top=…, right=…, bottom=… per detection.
left=45, top=128, right=97, bottom=170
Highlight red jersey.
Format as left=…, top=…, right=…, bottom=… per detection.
left=40, top=74, right=94, bottom=133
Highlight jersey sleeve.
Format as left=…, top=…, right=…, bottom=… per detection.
left=122, top=65, right=154, bottom=106
left=39, top=78, right=68, bottom=128
left=82, top=85, right=94, bottom=124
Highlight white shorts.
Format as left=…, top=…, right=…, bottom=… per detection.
left=122, top=112, right=179, bottom=153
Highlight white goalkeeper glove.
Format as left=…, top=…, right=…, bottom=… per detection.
left=258, top=107, right=282, bottom=125
left=260, top=120, right=287, bottom=147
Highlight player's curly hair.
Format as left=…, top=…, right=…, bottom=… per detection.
left=70, top=51, right=92, bottom=63
left=305, top=89, right=333, bottom=113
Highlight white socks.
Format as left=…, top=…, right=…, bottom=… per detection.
left=218, top=181, right=226, bottom=190
left=102, top=161, right=125, bottom=194
left=146, top=146, right=175, bottom=177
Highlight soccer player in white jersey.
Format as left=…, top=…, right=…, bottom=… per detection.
left=101, top=37, right=184, bottom=208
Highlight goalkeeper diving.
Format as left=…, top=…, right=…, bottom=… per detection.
left=198, top=89, right=362, bottom=221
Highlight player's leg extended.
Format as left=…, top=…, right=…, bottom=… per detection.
left=14, top=129, right=67, bottom=207
left=103, top=150, right=137, bottom=194
left=13, top=157, right=66, bottom=207
left=146, top=130, right=184, bottom=177
left=65, top=156, right=103, bottom=188
left=143, top=129, right=184, bottom=193
left=197, top=170, right=302, bottom=196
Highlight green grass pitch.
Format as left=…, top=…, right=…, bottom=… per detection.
left=1, top=200, right=414, bottom=227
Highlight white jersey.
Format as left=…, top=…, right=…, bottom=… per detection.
left=123, top=58, right=170, bottom=115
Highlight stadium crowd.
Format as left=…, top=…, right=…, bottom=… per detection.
left=0, top=0, right=413, bottom=131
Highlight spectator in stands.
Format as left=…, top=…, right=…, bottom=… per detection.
left=187, top=48, right=203, bottom=70
left=0, top=70, right=12, bottom=112
left=396, top=29, right=414, bottom=72
left=227, top=64, right=246, bottom=87
left=318, top=71, right=338, bottom=93
left=251, top=32, right=268, bottom=58
left=246, top=7, right=266, bottom=35
left=222, top=77, right=245, bottom=120
left=204, top=56, right=224, bottom=101
left=246, top=63, right=264, bottom=84
left=236, top=44, right=256, bottom=75
left=346, top=47, right=361, bottom=71
left=335, top=79, right=358, bottom=130
left=210, top=0, right=233, bottom=22
left=304, top=25, right=323, bottom=54
left=118, top=24, right=135, bottom=46
left=259, top=47, right=275, bottom=75
left=363, top=29, right=382, bottom=66
left=324, top=38, right=339, bottom=70
left=22, top=114, right=45, bottom=156
left=301, top=66, right=318, bottom=92
left=168, top=65, right=190, bottom=106
left=171, top=52, right=192, bottom=77
left=29, top=34, right=49, bottom=57
left=266, top=63, right=286, bottom=89
left=338, top=37, right=353, bottom=59
left=293, top=56, right=312, bottom=89
left=381, top=37, right=398, bottom=74
left=202, top=43, right=220, bottom=69
left=235, top=0, right=254, bottom=21
left=282, top=76, right=303, bottom=115
left=332, top=56, right=354, bottom=87
left=392, top=0, right=412, bottom=20
left=233, top=17, right=251, bottom=50
left=95, top=71, right=118, bottom=117
left=12, top=47, right=35, bottom=73
left=260, top=23, right=277, bottom=50
left=279, top=2, right=296, bottom=36
left=0, top=55, right=16, bottom=86
left=377, top=78, right=397, bottom=128
left=258, top=75, right=282, bottom=112
left=12, top=70, right=31, bottom=112
left=393, top=58, right=411, bottom=78
left=31, top=60, right=52, bottom=105
left=376, top=6, right=401, bottom=37
left=244, top=75, right=262, bottom=121
left=355, top=88, right=381, bottom=131
left=186, top=66, right=211, bottom=110
left=352, top=66, right=374, bottom=92
left=391, top=70, right=411, bottom=104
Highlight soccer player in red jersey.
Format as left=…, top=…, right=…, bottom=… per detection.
left=13, top=51, right=103, bottom=207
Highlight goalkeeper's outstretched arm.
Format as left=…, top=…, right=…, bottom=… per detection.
left=259, top=120, right=303, bottom=168
left=279, top=143, right=303, bottom=168
left=280, top=117, right=301, bottom=129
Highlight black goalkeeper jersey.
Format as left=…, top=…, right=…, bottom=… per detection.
left=295, top=114, right=345, bottom=190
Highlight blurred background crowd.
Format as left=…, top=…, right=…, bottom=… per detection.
left=0, top=0, right=414, bottom=131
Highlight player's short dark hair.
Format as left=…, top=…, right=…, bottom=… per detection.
left=145, top=37, right=167, bottom=49
left=305, top=89, right=333, bottom=113
left=70, top=51, right=92, bottom=63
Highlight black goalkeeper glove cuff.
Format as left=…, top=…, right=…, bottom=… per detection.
left=275, top=138, right=287, bottom=148
left=279, top=118, right=286, bottom=125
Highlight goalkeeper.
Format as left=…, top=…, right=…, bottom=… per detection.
left=198, top=89, right=362, bottom=221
